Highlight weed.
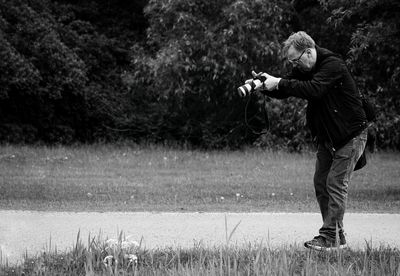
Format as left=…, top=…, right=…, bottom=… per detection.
left=1, top=231, right=399, bottom=275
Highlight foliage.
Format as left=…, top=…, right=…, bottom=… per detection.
left=0, top=0, right=145, bottom=143
left=0, top=0, right=88, bottom=97
left=2, top=230, right=400, bottom=275
left=0, top=0, right=399, bottom=150
left=319, top=0, right=400, bottom=150
left=123, top=0, right=296, bottom=148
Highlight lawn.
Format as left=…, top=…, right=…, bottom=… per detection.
left=1, top=144, right=399, bottom=213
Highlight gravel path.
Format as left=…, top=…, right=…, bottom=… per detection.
left=1, top=211, right=400, bottom=264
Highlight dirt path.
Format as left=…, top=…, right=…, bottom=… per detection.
left=1, top=211, right=399, bottom=265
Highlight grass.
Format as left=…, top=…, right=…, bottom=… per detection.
left=1, top=144, right=399, bottom=275
left=0, top=144, right=399, bottom=212
left=1, top=230, right=400, bottom=275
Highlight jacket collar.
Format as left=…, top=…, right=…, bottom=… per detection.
left=314, top=45, right=342, bottom=70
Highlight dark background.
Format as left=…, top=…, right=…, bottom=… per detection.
left=1, top=0, right=399, bottom=151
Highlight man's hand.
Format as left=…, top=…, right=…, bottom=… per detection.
left=263, top=74, right=281, bottom=91
left=251, top=70, right=268, bottom=81
left=251, top=71, right=281, bottom=91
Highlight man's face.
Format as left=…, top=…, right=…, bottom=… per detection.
left=287, top=45, right=314, bottom=72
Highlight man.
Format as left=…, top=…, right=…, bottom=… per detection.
left=255, top=31, right=368, bottom=251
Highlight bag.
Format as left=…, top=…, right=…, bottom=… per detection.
left=362, top=97, right=376, bottom=122
left=346, top=66, right=376, bottom=122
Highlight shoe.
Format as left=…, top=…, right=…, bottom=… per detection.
left=304, top=235, right=347, bottom=251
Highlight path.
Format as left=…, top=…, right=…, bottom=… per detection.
left=1, top=211, right=399, bottom=264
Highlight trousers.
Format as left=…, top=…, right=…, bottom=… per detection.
left=314, top=129, right=367, bottom=241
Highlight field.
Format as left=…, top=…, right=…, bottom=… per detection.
left=0, top=144, right=399, bottom=213
left=1, top=144, right=400, bottom=275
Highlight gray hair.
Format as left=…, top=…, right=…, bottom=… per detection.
left=282, top=31, right=315, bottom=56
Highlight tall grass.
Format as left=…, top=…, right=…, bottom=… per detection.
left=0, top=144, right=399, bottom=212
left=1, top=230, right=399, bottom=275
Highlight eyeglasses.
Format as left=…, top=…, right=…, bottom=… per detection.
left=288, top=49, right=307, bottom=64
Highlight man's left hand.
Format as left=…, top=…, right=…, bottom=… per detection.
left=263, top=74, right=281, bottom=91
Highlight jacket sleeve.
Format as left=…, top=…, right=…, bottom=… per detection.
left=277, top=57, right=344, bottom=100
left=259, top=70, right=296, bottom=99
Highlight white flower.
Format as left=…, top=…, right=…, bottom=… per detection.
left=126, top=254, right=138, bottom=265
left=121, top=240, right=139, bottom=251
left=105, top=238, right=118, bottom=250
left=106, top=238, right=118, bottom=245
left=236, top=193, right=242, bottom=202
left=121, top=241, right=130, bottom=250
left=103, top=255, right=114, bottom=267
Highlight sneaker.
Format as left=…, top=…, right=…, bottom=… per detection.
left=304, top=235, right=347, bottom=251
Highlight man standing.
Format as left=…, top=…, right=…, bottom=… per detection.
left=257, top=31, right=368, bottom=251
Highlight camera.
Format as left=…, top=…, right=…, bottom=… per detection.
left=237, top=75, right=267, bottom=97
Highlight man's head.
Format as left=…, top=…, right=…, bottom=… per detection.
left=283, top=31, right=317, bottom=72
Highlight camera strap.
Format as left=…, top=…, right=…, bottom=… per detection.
left=244, top=94, right=270, bottom=135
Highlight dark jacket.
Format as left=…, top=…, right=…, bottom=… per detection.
left=265, top=46, right=368, bottom=151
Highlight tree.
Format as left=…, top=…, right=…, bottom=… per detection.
left=0, top=0, right=89, bottom=142
left=320, top=0, right=400, bottom=149
left=124, top=0, right=298, bottom=148
left=0, top=0, right=147, bottom=143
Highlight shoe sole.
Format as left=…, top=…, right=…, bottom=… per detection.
left=304, top=243, right=347, bottom=251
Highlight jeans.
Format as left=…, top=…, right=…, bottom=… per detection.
left=314, top=129, right=367, bottom=241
